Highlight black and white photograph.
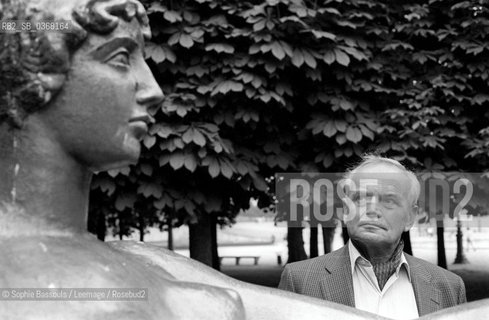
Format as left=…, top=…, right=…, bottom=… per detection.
left=1, top=0, right=488, bottom=319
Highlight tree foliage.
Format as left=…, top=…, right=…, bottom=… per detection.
left=88, top=0, right=489, bottom=252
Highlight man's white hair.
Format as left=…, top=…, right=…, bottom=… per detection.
left=344, top=155, right=420, bottom=207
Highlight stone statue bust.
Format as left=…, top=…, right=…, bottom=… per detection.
left=2, top=0, right=467, bottom=319
left=0, top=0, right=247, bottom=319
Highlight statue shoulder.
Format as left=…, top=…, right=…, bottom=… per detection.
left=0, top=237, right=244, bottom=320
left=109, top=241, right=233, bottom=286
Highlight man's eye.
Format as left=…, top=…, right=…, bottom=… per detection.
left=351, top=194, right=366, bottom=204
left=382, top=197, right=397, bottom=207
left=108, top=51, right=130, bottom=66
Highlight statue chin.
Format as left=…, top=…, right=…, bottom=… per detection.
left=82, top=136, right=144, bottom=173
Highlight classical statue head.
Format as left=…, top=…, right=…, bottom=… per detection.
left=0, top=0, right=163, bottom=170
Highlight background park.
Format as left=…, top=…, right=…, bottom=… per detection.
left=87, top=0, right=489, bottom=302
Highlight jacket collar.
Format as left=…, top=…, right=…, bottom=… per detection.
left=348, top=240, right=412, bottom=282
left=318, top=245, right=441, bottom=316
left=404, top=254, right=442, bottom=316
left=319, top=245, right=355, bottom=307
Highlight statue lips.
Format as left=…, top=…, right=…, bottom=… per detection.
left=129, top=114, right=152, bottom=139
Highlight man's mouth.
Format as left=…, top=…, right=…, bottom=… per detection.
left=358, top=222, right=387, bottom=230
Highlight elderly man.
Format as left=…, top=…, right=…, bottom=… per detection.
left=278, top=155, right=466, bottom=319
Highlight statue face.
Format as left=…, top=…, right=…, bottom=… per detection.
left=35, top=17, right=163, bottom=171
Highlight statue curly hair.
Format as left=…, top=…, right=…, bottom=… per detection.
left=0, top=0, right=150, bottom=128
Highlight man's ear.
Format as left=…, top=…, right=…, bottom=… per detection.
left=404, top=205, right=418, bottom=232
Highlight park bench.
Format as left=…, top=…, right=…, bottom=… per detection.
left=219, top=255, right=260, bottom=265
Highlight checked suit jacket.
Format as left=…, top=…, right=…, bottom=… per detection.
left=278, top=245, right=467, bottom=316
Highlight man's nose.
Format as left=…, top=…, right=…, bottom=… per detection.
left=365, top=196, right=381, bottom=218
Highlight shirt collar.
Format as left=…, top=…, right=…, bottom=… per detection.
left=347, top=240, right=412, bottom=282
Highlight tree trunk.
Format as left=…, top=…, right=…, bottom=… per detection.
left=322, top=224, right=336, bottom=254
left=189, top=213, right=214, bottom=268
left=437, top=220, right=447, bottom=269
left=309, top=226, right=318, bottom=258
left=87, top=191, right=106, bottom=241
left=402, top=231, right=412, bottom=255
left=167, top=221, right=173, bottom=251
left=88, top=207, right=106, bottom=241
left=211, top=215, right=220, bottom=271
left=286, top=224, right=307, bottom=263
left=341, top=225, right=349, bottom=244
left=118, top=212, right=124, bottom=240
left=96, top=209, right=106, bottom=241
left=138, top=209, right=145, bottom=242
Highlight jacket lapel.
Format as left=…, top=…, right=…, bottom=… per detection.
left=319, top=246, right=355, bottom=307
left=405, top=255, right=441, bottom=316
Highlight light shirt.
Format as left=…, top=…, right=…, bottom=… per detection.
left=348, top=240, right=419, bottom=319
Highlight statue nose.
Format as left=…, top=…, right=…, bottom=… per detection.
left=136, top=79, right=164, bottom=108
left=135, top=60, right=165, bottom=109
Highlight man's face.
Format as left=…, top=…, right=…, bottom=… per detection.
left=343, top=163, right=416, bottom=249
left=37, top=17, right=163, bottom=171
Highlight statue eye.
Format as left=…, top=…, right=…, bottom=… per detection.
left=107, top=50, right=130, bottom=67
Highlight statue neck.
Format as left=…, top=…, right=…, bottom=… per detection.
left=0, top=119, right=92, bottom=236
